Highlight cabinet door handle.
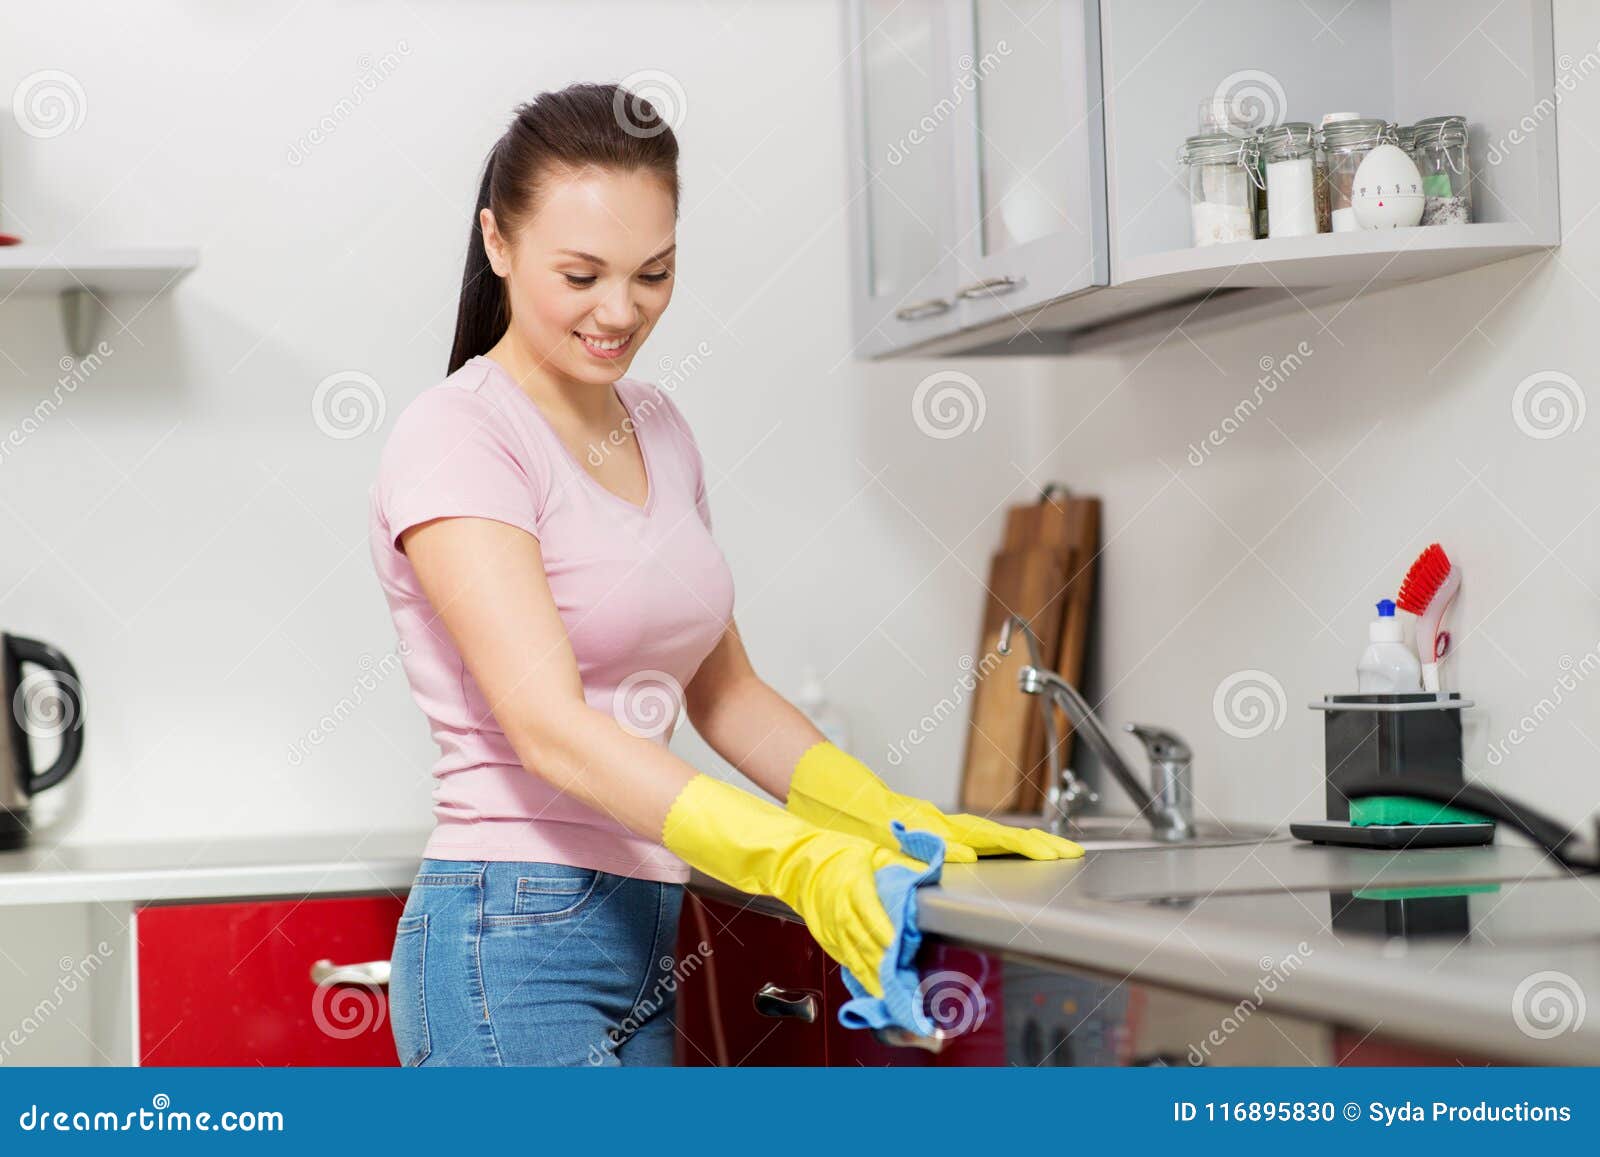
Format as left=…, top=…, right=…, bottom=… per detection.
left=310, top=958, right=391, bottom=987
left=894, top=297, right=953, bottom=321
left=872, top=1025, right=949, bottom=1052
left=753, top=982, right=817, bottom=1022
left=956, top=275, right=1023, bottom=299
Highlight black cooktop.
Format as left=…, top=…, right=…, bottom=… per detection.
left=1120, top=872, right=1600, bottom=948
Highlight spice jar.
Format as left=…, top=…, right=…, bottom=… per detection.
left=1260, top=121, right=1328, bottom=238
left=1319, top=115, right=1391, bottom=233
left=1412, top=115, right=1472, bottom=226
left=1179, top=132, right=1257, bottom=247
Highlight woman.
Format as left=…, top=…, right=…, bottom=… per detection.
left=367, top=83, right=1081, bottom=1068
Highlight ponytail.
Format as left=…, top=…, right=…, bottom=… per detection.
left=447, top=147, right=508, bottom=375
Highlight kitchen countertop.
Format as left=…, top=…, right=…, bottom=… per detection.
left=688, top=835, right=1600, bottom=1065
left=0, top=830, right=427, bottom=907
left=5, top=827, right=1596, bottom=1063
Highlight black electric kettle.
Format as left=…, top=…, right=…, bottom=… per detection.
left=0, top=633, right=84, bottom=851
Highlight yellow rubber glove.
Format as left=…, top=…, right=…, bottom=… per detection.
left=660, top=773, right=923, bottom=999
left=785, top=741, right=1084, bottom=864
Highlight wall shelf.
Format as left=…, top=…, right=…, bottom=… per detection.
left=906, top=223, right=1553, bottom=356
left=1115, top=224, right=1548, bottom=292
left=0, top=244, right=199, bottom=356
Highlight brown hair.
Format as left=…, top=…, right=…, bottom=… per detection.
left=448, top=83, right=681, bottom=375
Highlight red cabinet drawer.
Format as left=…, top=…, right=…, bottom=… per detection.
left=138, top=894, right=406, bottom=1067
left=674, top=894, right=828, bottom=1066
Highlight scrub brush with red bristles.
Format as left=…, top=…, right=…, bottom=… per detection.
left=1396, top=543, right=1460, bottom=692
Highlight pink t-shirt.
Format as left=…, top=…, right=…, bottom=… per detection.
left=367, top=353, right=735, bottom=883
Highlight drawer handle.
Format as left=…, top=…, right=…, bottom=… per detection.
left=956, top=275, right=1023, bottom=300
left=310, top=958, right=391, bottom=987
left=753, top=982, right=817, bottom=1022
left=894, top=297, right=952, bottom=321
left=872, top=1025, right=949, bottom=1053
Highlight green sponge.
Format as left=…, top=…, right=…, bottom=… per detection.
left=1349, top=794, right=1492, bottom=827
left=1352, top=883, right=1500, bottom=901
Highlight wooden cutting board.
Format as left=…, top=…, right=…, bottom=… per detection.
left=1009, top=492, right=1101, bottom=811
left=958, top=543, right=1069, bottom=814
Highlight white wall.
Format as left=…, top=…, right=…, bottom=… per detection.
left=0, top=0, right=1597, bottom=866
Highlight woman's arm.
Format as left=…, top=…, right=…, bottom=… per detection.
left=683, top=619, right=825, bottom=802
left=400, top=515, right=700, bottom=838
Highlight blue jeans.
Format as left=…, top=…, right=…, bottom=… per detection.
left=388, top=858, right=685, bottom=1066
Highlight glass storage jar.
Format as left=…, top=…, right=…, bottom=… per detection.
left=1251, top=129, right=1270, bottom=238
left=1259, top=122, right=1328, bottom=238
left=1319, top=116, right=1391, bottom=233
left=1412, top=114, right=1472, bottom=226
left=1179, top=132, right=1257, bottom=247
left=1395, top=123, right=1417, bottom=163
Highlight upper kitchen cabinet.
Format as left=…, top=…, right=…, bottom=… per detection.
left=842, top=0, right=1108, bottom=358
left=845, top=0, right=1561, bottom=358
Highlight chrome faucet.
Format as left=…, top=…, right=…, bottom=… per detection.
left=997, top=616, right=1195, bottom=842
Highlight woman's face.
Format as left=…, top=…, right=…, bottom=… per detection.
left=482, top=166, right=676, bottom=388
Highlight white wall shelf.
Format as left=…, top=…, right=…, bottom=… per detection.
left=905, top=223, right=1553, bottom=356
left=1115, top=224, right=1548, bottom=292
left=0, top=244, right=199, bottom=356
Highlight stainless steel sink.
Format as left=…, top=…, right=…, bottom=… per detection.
left=992, top=811, right=1289, bottom=852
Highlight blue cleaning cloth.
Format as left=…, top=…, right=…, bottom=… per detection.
left=835, top=818, right=946, bottom=1037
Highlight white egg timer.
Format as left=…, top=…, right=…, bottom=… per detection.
left=1352, top=143, right=1425, bottom=229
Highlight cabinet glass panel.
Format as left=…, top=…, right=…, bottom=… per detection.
left=973, top=0, right=1074, bottom=255
left=860, top=1, right=945, bottom=299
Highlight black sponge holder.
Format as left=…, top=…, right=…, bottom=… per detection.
left=1290, top=692, right=1495, bottom=850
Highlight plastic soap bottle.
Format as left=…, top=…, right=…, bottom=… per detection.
left=797, top=665, right=851, bottom=749
left=1357, top=599, right=1423, bottom=693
